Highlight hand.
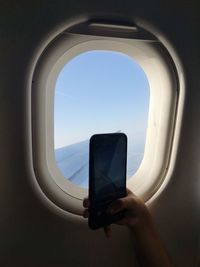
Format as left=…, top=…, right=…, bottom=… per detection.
left=107, top=189, right=153, bottom=231
left=83, top=190, right=173, bottom=267
left=83, top=198, right=112, bottom=238
left=83, top=189, right=152, bottom=236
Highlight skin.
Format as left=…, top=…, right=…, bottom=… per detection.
left=83, top=189, right=173, bottom=267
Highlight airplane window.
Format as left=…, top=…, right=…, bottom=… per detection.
left=54, top=51, right=150, bottom=188
left=32, top=21, right=180, bottom=214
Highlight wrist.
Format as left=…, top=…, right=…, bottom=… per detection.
left=129, top=209, right=155, bottom=235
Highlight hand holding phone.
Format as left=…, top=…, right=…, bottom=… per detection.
left=88, top=133, right=127, bottom=230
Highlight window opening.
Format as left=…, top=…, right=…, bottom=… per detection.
left=54, top=50, right=150, bottom=188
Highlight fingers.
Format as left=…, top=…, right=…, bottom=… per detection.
left=83, top=208, right=89, bottom=218
left=107, top=199, right=123, bottom=214
left=83, top=188, right=135, bottom=210
left=83, top=197, right=90, bottom=208
left=82, top=189, right=139, bottom=230
left=83, top=197, right=90, bottom=218
left=107, top=194, right=138, bottom=215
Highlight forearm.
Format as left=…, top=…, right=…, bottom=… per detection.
left=84, top=189, right=174, bottom=267
left=130, top=217, right=173, bottom=267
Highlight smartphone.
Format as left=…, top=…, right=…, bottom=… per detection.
left=88, top=133, right=127, bottom=230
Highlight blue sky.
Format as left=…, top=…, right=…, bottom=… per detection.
left=54, top=50, right=149, bottom=150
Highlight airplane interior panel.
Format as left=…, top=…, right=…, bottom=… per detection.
left=0, top=1, right=200, bottom=266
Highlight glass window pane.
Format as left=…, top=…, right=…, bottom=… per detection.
left=54, top=51, right=149, bottom=188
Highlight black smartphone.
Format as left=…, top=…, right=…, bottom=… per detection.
left=88, top=133, right=127, bottom=230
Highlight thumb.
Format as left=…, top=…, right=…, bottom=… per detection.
left=107, top=199, right=125, bottom=214
left=107, top=196, right=138, bottom=214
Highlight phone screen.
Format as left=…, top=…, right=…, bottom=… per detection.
left=89, top=133, right=127, bottom=229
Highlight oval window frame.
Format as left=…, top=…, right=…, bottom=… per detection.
left=32, top=21, right=181, bottom=215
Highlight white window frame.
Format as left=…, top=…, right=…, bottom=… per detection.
left=31, top=21, right=183, bottom=215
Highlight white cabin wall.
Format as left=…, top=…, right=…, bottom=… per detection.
left=0, top=1, right=200, bottom=266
